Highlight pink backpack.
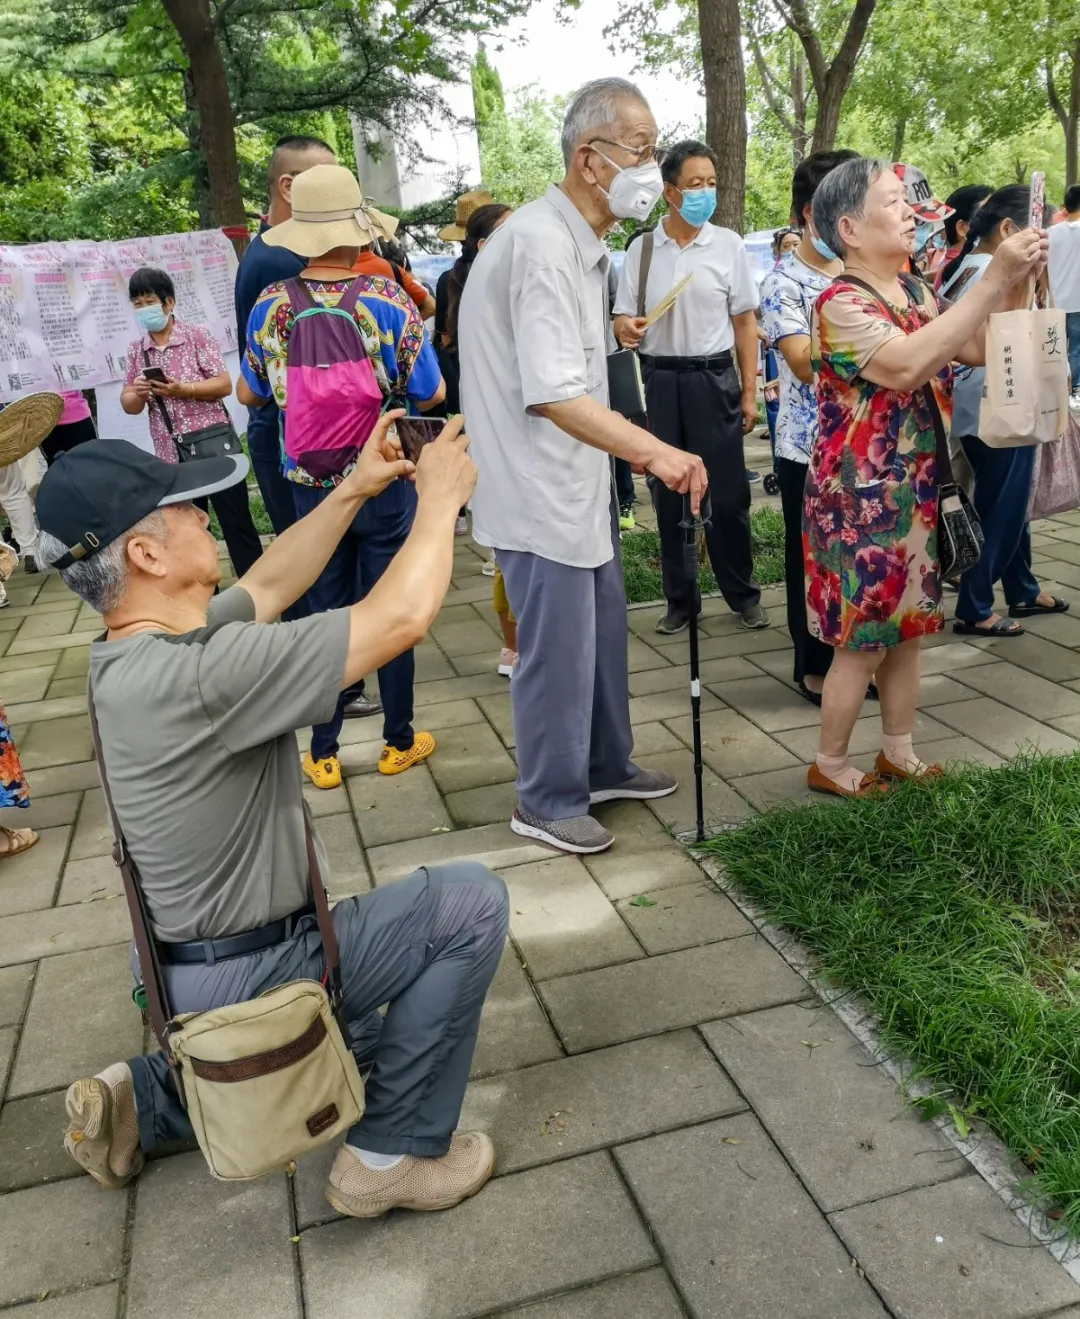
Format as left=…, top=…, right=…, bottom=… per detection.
left=282, top=278, right=383, bottom=479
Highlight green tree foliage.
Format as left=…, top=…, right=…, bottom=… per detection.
left=471, top=42, right=505, bottom=130
left=474, top=84, right=565, bottom=209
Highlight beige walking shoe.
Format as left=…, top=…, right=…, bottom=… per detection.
left=325, top=1131, right=495, bottom=1218
left=64, top=1062, right=144, bottom=1189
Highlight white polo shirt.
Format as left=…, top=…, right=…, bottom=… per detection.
left=613, top=216, right=759, bottom=357
left=1049, top=220, right=1080, bottom=313
left=458, top=185, right=614, bottom=570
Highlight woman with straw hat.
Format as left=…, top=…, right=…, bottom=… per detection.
left=238, top=163, right=447, bottom=790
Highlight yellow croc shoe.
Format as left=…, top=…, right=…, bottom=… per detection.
left=379, top=731, right=436, bottom=776
left=302, top=752, right=342, bottom=790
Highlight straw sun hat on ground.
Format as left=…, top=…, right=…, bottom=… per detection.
left=263, top=165, right=400, bottom=258
left=439, top=189, right=495, bottom=242
left=0, top=392, right=63, bottom=469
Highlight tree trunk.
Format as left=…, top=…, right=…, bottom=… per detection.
left=182, top=70, right=213, bottom=230
left=791, top=53, right=810, bottom=167
left=787, top=0, right=877, bottom=153
left=891, top=115, right=906, bottom=163
left=1047, top=41, right=1080, bottom=187
left=161, top=0, right=247, bottom=238
left=697, top=0, right=746, bottom=230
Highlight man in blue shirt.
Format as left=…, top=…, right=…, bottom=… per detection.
left=239, top=164, right=445, bottom=790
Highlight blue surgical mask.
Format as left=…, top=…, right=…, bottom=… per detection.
left=135, top=304, right=169, bottom=333
left=810, top=233, right=837, bottom=261
left=677, top=187, right=717, bottom=227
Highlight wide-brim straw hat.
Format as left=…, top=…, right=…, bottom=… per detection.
left=439, top=189, right=495, bottom=242
left=0, top=392, right=63, bottom=468
left=263, top=165, right=400, bottom=258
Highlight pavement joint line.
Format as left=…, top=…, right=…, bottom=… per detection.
left=464, top=1263, right=684, bottom=1319
left=692, top=847, right=1080, bottom=1285
left=526, top=929, right=758, bottom=985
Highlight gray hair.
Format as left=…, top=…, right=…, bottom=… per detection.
left=560, top=78, right=649, bottom=167
left=37, top=511, right=168, bottom=614
left=811, top=156, right=889, bottom=259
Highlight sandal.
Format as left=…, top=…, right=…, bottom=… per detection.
left=1009, top=596, right=1070, bottom=618
left=806, top=764, right=889, bottom=799
left=953, top=617, right=1024, bottom=637
left=0, top=826, right=39, bottom=859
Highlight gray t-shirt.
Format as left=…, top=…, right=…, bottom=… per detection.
left=89, top=588, right=350, bottom=943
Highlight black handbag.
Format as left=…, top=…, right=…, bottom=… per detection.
left=840, top=275, right=983, bottom=579
left=144, top=349, right=240, bottom=463
left=607, top=230, right=653, bottom=419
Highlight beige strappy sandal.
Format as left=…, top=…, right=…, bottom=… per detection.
left=0, top=826, right=39, bottom=859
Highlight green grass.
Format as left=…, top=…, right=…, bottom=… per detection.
left=620, top=505, right=785, bottom=605
left=701, top=752, right=1080, bottom=1231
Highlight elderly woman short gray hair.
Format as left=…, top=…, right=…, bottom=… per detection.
left=811, top=156, right=890, bottom=260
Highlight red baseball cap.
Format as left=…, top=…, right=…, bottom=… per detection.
left=893, top=163, right=954, bottom=226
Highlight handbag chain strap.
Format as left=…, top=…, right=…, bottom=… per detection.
left=836, top=274, right=956, bottom=491
left=87, top=674, right=349, bottom=1059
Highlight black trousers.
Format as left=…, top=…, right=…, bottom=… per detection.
left=642, top=356, right=759, bottom=615
left=775, top=455, right=833, bottom=684
left=42, top=416, right=96, bottom=465
left=195, top=479, right=263, bottom=578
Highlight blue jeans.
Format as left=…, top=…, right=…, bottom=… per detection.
left=292, top=477, right=417, bottom=757
left=247, top=407, right=309, bottom=624
left=764, top=349, right=779, bottom=458
left=128, top=863, right=509, bottom=1158
left=955, top=434, right=1040, bottom=623
left=1067, top=312, right=1080, bottom=393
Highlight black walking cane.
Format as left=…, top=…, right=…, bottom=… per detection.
left=680, top=490, right=712, bottom=843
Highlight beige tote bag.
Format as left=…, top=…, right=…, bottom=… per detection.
left=979, top=306, right=1070, bottom=447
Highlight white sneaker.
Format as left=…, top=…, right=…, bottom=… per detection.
left=481, top=552, right=497, bottom=577
left=497, top=647, right=518, bottom=677
left=455, top=515, right=469, bottom=536
left=0, top=583, right=8, bottom=609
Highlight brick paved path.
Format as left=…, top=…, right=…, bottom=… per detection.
left=5, top=484, right=1080, bottom=1316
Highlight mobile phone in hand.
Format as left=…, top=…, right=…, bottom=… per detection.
left=1029, top=171, right=1046, bottom=230
left=142, top=366, right=167, bottom=384
left=395, top=417, right=446, bottom=464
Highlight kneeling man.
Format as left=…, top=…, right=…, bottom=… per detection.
left=37, top=417, right=507, bottom=1219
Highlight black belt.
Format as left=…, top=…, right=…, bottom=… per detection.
left=641, top=352, right=733, bottom=373
left=157, top=902, right=316, bottom=965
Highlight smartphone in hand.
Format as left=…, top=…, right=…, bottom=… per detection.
left=142, top=366, right=167, bottom=384
left=1029, top=171, right=1046, bottom=230
left=395, top=417, right=447, bottom=464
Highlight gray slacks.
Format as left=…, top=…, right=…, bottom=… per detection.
left=497, top=507, right=635, bottom=819
left=128, top=861, right=508, bottom=1159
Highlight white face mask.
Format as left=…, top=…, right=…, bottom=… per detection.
left=594, top=150, right=664, bottom=222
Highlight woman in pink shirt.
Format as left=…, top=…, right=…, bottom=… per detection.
left=120, top=266, right=263, bottom=576
left=41, top=391, right=96, bottom=466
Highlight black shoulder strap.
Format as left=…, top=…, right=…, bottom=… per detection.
left=637, top=231, right=655, bottom=320
left=143, top=348, right=174, bottom=436
left=837, top=274, right=955, bottom=490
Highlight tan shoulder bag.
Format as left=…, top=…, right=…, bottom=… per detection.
left=88, top=683, right=365, bottom=1181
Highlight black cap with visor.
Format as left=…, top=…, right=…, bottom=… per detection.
left=36, top=439, right=249, bottom=570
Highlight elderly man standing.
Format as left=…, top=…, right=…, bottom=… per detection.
left=39, top=423, right=508, bottom=1219
left=458, top=78, right=707, bottom=856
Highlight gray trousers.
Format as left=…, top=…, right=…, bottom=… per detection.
left=128, top=862, right=508, bottom=1159
left=497, top=508, right=635, bottom=819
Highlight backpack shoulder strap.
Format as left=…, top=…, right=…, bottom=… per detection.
left=637, top=231, right=655, bottom=320
left=333, top=276, right=366, bottom=316
left=284, top=277, right=316, bottom=311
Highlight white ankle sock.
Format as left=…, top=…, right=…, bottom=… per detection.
left=815, top=752, right=865, bottom=793
left=881, top=733, right=924, bottom=775
left=347, top=1145, right=405, bottom=1170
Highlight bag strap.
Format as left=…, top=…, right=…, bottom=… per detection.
left=88, top=672, right=350, bottom=1053
left=837, top=274, right=955, bottom=491
left=88, top=676, right=177, bottom=1059
left=143, top=348, right=175, bottom=437
left=637, top=230, right=655, bottom=321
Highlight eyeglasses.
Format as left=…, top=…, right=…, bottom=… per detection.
left=589, top=138, right=664, bottom=166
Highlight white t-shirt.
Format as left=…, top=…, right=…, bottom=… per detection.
left=613, top=217, right=759, bottom=357
left=1049, top=220, right=1080, bottom=312
left=458, top=186, right=614, bottom=570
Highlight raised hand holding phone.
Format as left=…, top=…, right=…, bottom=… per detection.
left=1029, top=171, right=1046, bottom=231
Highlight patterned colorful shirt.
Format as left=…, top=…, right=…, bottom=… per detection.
left=241, top=274, right=441, bottom=487
left=759, top=252, right=832, bottom=463
left=123, top=320, right=230, bottom=465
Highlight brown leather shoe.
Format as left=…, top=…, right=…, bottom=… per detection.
left=806, top=762, right=889, bottom=799
left=875, top=752, right=944, bottom=781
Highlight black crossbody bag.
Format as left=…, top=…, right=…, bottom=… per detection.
left=840, top=274, right=983, bottom=579
left=144, top=349, right=240, bottom=463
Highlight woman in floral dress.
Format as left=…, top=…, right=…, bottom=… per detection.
left=803, top=158, right=1045, bottom=798
left=0, top=706, right=36, bottom=857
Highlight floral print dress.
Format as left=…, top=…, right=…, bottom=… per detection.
left=0, top=705, right=29, bottom=809
left=803, top=279, right=953, bottom=651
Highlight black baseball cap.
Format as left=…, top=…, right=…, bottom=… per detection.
left=37, top=439, right=249, bottom=570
